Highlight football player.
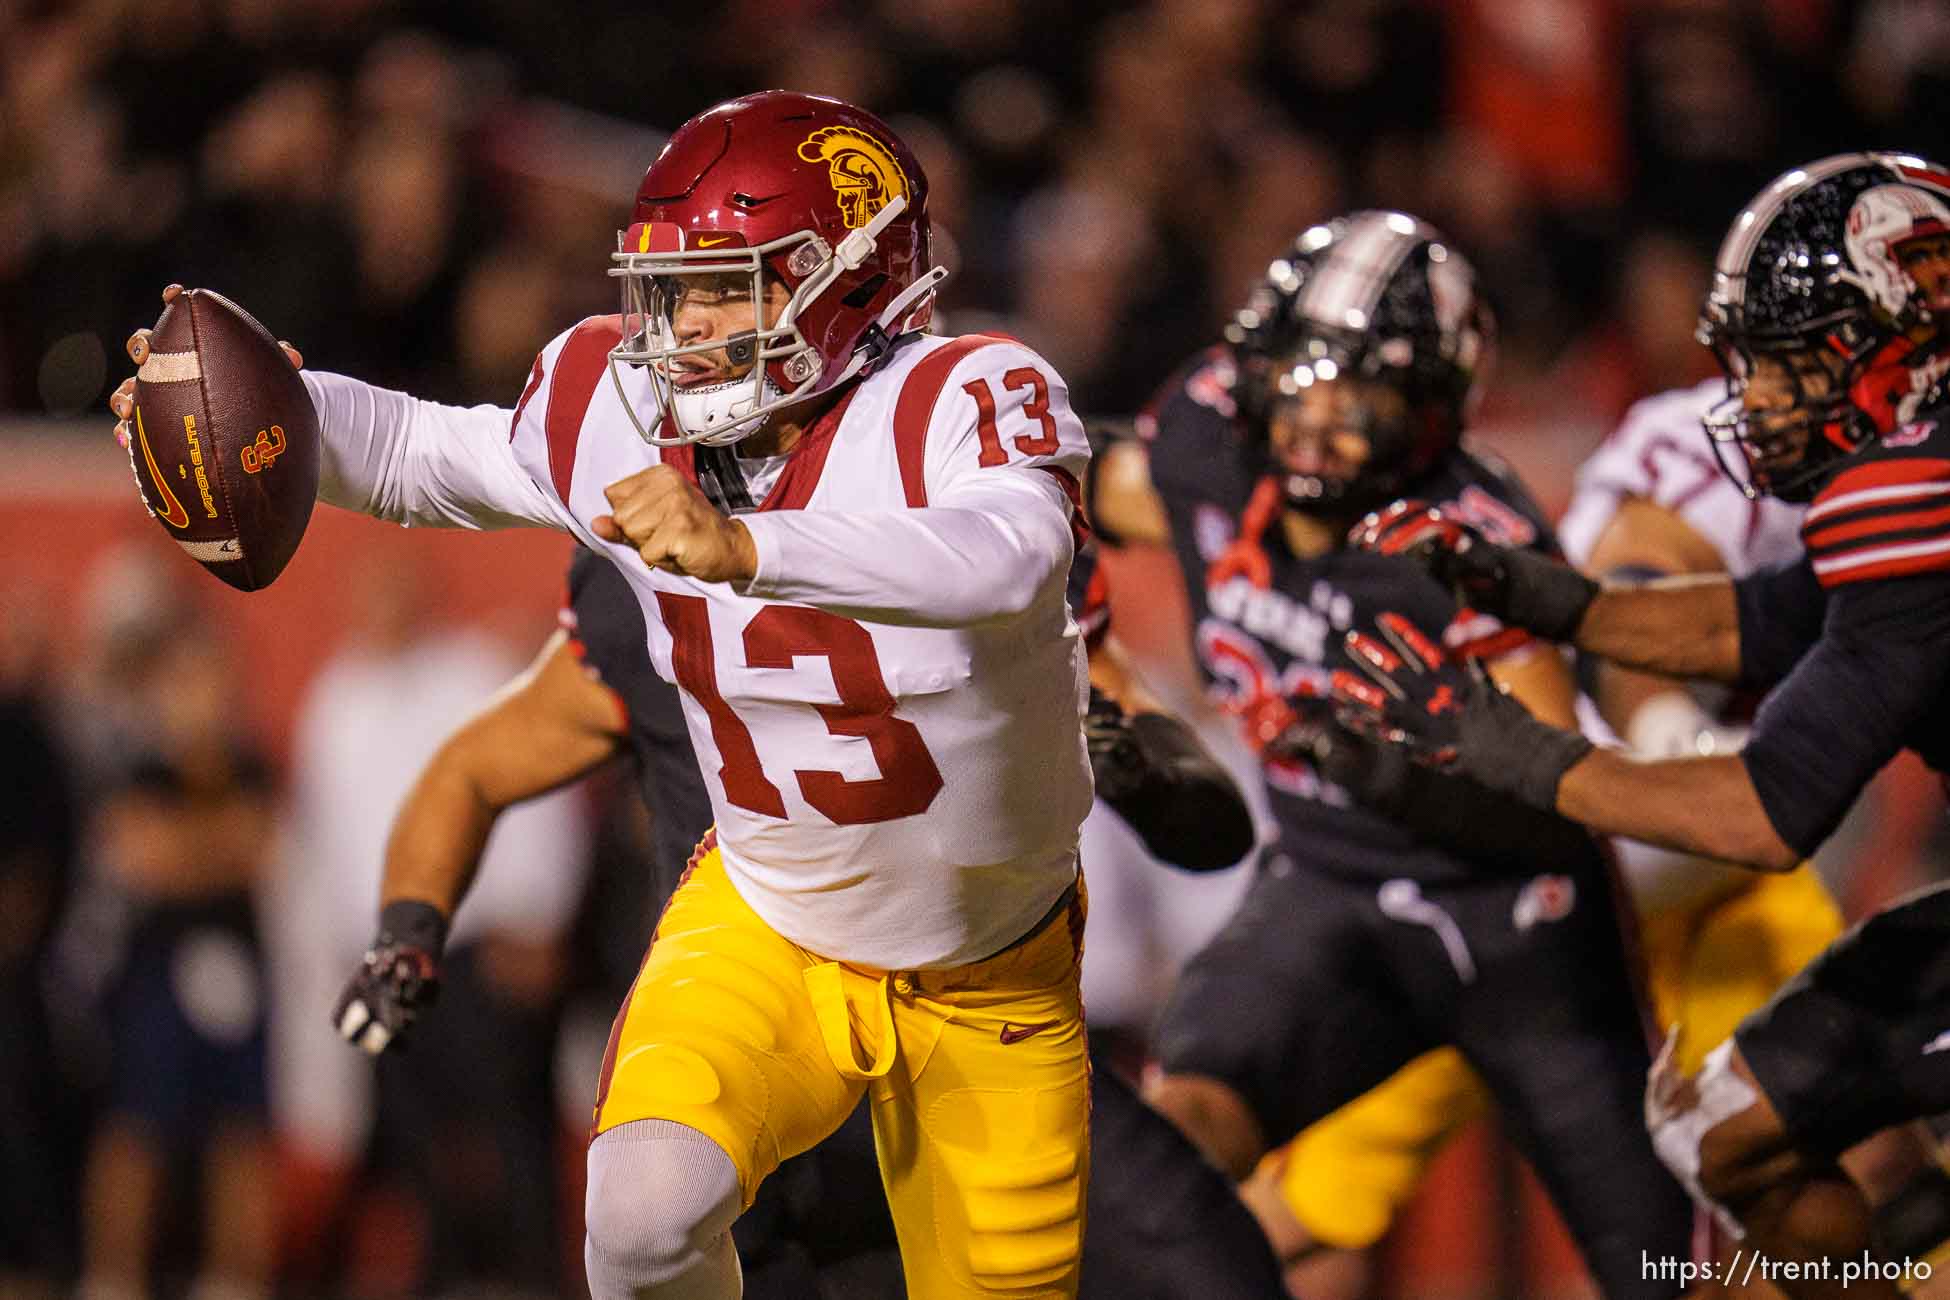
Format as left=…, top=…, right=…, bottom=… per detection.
left=114, top=92, right=1109, bottom=1300
left=320, top=538, right=1275, bottom=1299
left=1091, top=211, right=1696, bottom=1299
left=1342, top=152, right=1950, bottom=1299
left=1228, top=378, right=1842, bottom=1300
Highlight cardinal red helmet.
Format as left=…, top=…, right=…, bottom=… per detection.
left=608, top=90, right=944, bottom=445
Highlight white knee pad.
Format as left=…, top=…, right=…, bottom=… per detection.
left=584, top=1119, right=743, bottom=1300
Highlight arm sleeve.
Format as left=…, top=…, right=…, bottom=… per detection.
left=1734, top=558, right=1828, bottom=690
left=1740, top=572, right=1950, bottom=857
left=304, top=370, right=570, bottom=532
left=737, top=341, right=1089, bottom=628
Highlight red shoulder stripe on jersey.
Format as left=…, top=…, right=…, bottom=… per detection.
left=543, top=316, right=624, bottom=505
left=892, top=334, right=1011, bottom=507
left=1811, top=535, right=1950, bottom=587
left=1803, top=501, right=1950, bottom=551
left=1806, top=457, right=1950, bottom=523
left=763, top=386, right=861, bottom=511
left=511, top=352, right=546, bottom=442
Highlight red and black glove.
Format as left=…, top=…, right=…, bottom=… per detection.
left=1350, top=500, right=1599, bottom=643
left=1329, top=612, right=1593, bottom=812
left=333, top=900, right=447, bottom=1056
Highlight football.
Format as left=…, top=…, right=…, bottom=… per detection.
left=125, top=288, right=319, bottom=591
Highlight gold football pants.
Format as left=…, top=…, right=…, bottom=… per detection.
left=594, top=839, right=1091, bottom=1298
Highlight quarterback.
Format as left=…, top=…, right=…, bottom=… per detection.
left=117, top=91, right=1099, bottom=1300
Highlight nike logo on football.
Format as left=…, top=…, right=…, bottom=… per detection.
left=1923, top=1030, right=1950, bottom=1055
left=134, top=405, right=191, bottom=529
left=999, top=1020, right=1059, bottom=1045
left=696, top=235, right=732, bottom=247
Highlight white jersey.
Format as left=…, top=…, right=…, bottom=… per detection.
left=303, top=325, right=1095, bottom=970
left=1559, top=380, right=1808, bottom=908
left=1557, top=378, right=1805, bottom=576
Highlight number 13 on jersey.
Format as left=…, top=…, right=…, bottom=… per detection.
left=657, top=593, right=945, bottom=826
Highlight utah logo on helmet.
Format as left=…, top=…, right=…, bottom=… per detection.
left=797, top=126, right=911, bottom=230
left=1842, top=182, right=1950, bottom=323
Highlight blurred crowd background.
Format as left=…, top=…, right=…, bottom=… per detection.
left=5, top=0, right=1950, bottom=1297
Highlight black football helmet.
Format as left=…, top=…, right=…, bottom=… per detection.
left=1699, top=152, right=1950, bottom=502
left=1224, top=211, right=1495, bottom=516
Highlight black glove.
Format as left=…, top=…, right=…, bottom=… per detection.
left=1329, top=612, right=1593, bottom=812
left=1270, top=679, right=1604, bottom=871
left=1084, top=686, right=1151, bottom=803
left=333, top=899, right=448, bottom=1056
left=1086, top=687, right=1256, bottom=871
left=1350, top=500, right=1599, bottom=643
left=1264, top=689, right=1413, bottom=812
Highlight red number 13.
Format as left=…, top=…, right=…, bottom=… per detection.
left=657, top=594, right=945, bottom=826
left=965, top=368, right=1060, bottom=467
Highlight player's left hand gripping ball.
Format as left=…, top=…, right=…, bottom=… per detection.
left=594, top=466, right=758, bottom=584
left=1330, top=612, right=1593, bottom=811
left=111, top=284, right=318, bottom=591
left=333, top=901, right=448, bottom=1056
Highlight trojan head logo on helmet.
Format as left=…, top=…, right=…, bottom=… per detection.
left=607, top=91, right=946, bottom=447
left=1223, top=211, right=1494, bottom=517
left=1699, top=152, right=1950, bottom=502
left=797, top=127, right=911, bottom=230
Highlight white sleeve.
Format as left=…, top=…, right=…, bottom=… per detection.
left=737, top=342, right=1089, bottom=628
left=304, top=370, right=570, bottom=532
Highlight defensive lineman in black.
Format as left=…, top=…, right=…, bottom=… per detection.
left=1095, top=211, right=1695, bottom=1299
left=1340, top=154, right=1950, bottom=1300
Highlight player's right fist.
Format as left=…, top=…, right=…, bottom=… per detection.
left=594, top=465, right=758, bottom=584
left=1350, top=500, right=1598, bottom=644
left=333, top=900, right=448, bottom=1056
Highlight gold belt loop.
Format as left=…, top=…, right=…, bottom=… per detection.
left=803, top=961, right=899, bottom=1081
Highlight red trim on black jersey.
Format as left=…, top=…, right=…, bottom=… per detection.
left=543, top=316, right=624, bottom=505
left=1804, top=455, right=1950, bottom=587
left=1803, top=500, right=1950, bottom=551
left=891, top=334, right=1012, bottom=507
left=1814, top=544, right=1950, bottom=585
left=1805, top=456, right=1950, bottom=523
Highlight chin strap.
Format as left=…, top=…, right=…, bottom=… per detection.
left=835, top=264, right=951, bottom=385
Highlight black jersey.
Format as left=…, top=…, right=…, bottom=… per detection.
left=1735, top=405, right=1950, bottom=857
left=1140, top=348, right=1561, bottom=882
left=563, top=548, right=715, bottom=904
